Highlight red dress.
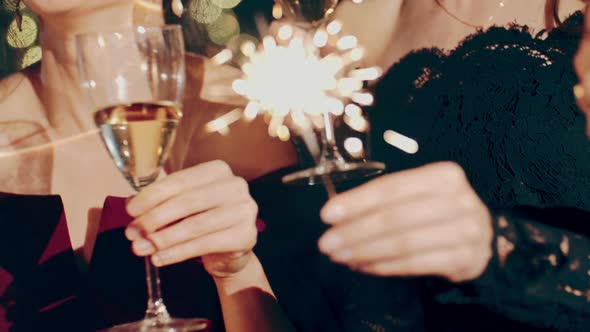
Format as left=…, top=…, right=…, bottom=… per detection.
left=0, top=194, right=216, bottom=331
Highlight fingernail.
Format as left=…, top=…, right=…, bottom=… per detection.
left=152, top=254, right=164, bottom=267
left=319, top=234, right=343, bottom=252
left=125, top=226, right=141, bottom=241
left=322, top=204, right=346, bottom=224
left=331, top=249, right=353, bottom=262
left=133, top=238, right=155, bottom=255
left=126, top=196, right=140, bottom=216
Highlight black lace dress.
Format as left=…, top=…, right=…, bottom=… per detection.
left=370, top=12, right=590, bottom=332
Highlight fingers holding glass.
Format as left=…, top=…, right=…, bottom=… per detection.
left=319, top=162, right=493, bottom=282
left=124, top=160, right=259, bottom=277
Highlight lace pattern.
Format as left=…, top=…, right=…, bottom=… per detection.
left=370, top=12, right=590, bottom=331
left=433, top=208, right=590, bottom=331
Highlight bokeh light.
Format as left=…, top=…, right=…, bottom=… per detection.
left=207, top=11, right=240, bottom=45
left=3, top=0, right=25, bottom=12
left=6, top=15, right=37, bottom=48
left=1, top=1, right=40, bottom=73
left=344, top=137, right=364, bottom=157
left=20, top=45, right=41, bottom=68
left=189, top=0, right=223, bottom=24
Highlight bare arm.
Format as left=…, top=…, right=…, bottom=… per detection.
left=126, top=162, right=297, bottom=332
left=213, top=254, right=297, bottom=332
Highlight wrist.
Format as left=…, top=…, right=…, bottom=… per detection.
left=212, top=253, right=270, bottom=296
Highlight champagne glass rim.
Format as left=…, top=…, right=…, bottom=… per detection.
left=75, top=24, right=183, bottom=40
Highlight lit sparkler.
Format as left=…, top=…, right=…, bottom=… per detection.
left=205, top=0, right=389, bottom=187
left=206, top=20, right=381, bottom=142
left=205, top=18, right=386, bottom=187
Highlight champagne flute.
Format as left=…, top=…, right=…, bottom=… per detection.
left=272, top=0, right=386, bottom=187
left=76, top=25, right=208, bottom=331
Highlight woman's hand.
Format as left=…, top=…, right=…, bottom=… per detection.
left=124, top=160, right=259, bottom=278
left=574, top=4, right=590, bottom=136
left=318, top=162, right=493, bottom=282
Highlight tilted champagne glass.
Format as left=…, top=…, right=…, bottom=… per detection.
left=275, top=0, right=386, bottom=186
left=76, top=25, right=208, bottom=331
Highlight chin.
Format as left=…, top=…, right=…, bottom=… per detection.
left=23, top=0, right=120, bottom=16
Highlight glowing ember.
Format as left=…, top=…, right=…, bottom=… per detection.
left=344, top=137, right=364, bottom=157
left=272, top=3, right=284, bottom=19
left=384, top=130, right=419, bottom=154
left=171, top=0, right=184, bottom=17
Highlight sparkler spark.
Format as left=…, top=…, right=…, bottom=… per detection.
left=206, top=19, right=381, bottom=138
left=384, top=130, right=419, bottom=154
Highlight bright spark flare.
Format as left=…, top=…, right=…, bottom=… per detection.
left=207, top=7, right=379, bottom=137
left=344, top=137, right=364, bottom=157
left=384, top=130, right=419, bottom=154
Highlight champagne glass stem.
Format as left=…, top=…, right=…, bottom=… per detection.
left=144, top=256, right=170, bottom=321
left=319, top=112, right=339, bottom=198
left=319, top=111, right=344, bottom=164
left=135, top=184, right=170, bottom=323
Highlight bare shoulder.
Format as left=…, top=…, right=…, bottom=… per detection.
left=0, top=71, right=28, bottom=110
left=0, top=65, right=53, bottom=194
left=0, top=64, right=49, bottom=151
left=0, top=64, right=44, bottom=122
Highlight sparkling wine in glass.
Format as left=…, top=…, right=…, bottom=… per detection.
left=77, top=25, right=208, bottom=331
left=93, top=101, right=181, bottom=189
left=267, top=1, right=386, bottom=187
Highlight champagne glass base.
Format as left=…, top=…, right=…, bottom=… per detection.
left=282, top=161, right=386, bottom=186
left=106, top=318, right=209, bottom=332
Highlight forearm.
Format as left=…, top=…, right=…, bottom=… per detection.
left=213, top=255, right=296, bottom=332
left=435, top=207, right=590, bottom=330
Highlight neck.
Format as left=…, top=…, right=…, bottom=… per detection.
left=431, top=0, right=555, bottom=30
left=432, top=0, right=510, bottom=28
left=37, top=2, right=134, bottom=136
